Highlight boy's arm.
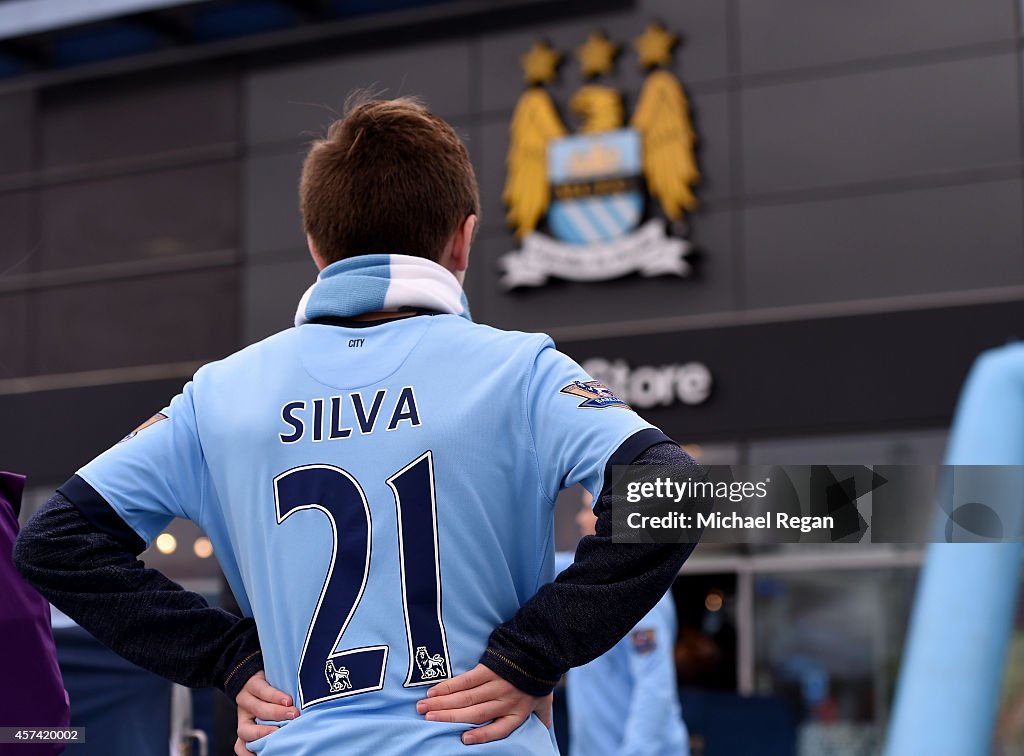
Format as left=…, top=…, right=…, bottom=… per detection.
left=480, top=439, right=699, bottom=695
left=14, top=488, right=266, bottom=701
left=418, top=440, right=702, bottom=745
left=14, top=381, right=293, bottom=707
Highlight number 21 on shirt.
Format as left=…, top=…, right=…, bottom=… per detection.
left=273, top=451, right=451, bottom=708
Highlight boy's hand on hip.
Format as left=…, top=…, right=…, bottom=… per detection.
left=416, top=663, right=552, bottom=745
left=234, top=670, right=298, bottom=754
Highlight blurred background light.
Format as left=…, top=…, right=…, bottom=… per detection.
left=155, top=532, right=177, bottom=555
left=192, top=536, right=213, bottom=559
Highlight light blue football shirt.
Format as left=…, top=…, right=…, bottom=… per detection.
left=76, top=313, right=658, bottom=755
left=555, top=553, right=688, bottom=756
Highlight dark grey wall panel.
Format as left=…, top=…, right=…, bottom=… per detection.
left=646, top=0, right=731, bottom=83
left=34, top=268, right=238, bottom=374
left=40, top=73, right=239, bottom=168
left=0, top=292, right=30, bottom=378
left=39, top=162, right=239, bottom=271
left=477, top=0, right=728, bottom=116
left=460, top=122, right=483, bottom=212
left=742, top=53, right=1021, bottom=195
left=691, top=91, right=733, bottom=202
left=0, top=377, right=192, bottom=481
left=0, top=191, right=33, bottom=276
left=743, top=179, right=1024, bottom=308
left=739, top=0, right=1016, bottom=75
left=245, top=40, right=472, bottom=147
left=748, top=429, right=948, bottom=466
left=0, top=90, right=34, bottom=176
left=472, top=208, right=735, bottom=331
left=244, top=149, right=305, bottom=260
left=242, top=257, right=316, bottom=345
left=476, top=118, right=512, bottom=237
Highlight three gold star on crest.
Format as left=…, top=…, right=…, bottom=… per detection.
left=519, top=23, right=677, bottom=84
left=520, top=40, right=561, bottom=85
left=577, top=31, right=618, bottom=78
left=634, top=22, right=677, bottom=69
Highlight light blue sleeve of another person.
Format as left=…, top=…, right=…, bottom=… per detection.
left=885, top=343, right=1024, bottom=756
left=620, top=593, right=689, bottom=756
left=559, top=548, right=689, bottom=756
left=944, top=343, right=1024, bottom=464
left=75, top=381, right=208, bottom=546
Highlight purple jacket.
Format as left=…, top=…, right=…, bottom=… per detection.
left=0, top=472, right=69, bottom=755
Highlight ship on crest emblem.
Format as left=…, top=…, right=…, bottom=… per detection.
left=500, top=23, right=700, bottom=289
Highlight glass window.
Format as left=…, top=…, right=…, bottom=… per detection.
left=754, top=567, right=918, bottom=756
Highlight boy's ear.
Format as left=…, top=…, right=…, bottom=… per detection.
left=451, top=215, right=477, bottom=271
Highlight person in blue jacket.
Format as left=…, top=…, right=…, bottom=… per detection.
left=886, top=341, right=1024, bottom=755
left=556, top=491, right=690, bottom=756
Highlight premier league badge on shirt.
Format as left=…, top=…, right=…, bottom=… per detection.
left=560, top=380, right=632, bottom=410
left=413, top=646, right=448, bottom=682
left=119, top=413, right=167, bottom=443
left=325, top=660, right=353, bottom=693
left=500, top=23, right=699, bottom=289
left=631, top=628, right=657, bottom=654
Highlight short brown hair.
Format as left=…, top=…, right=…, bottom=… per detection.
left=300, top=96, right=479, bottom=265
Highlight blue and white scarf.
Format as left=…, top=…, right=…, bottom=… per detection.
left=294, top=254, right=471, bottom=326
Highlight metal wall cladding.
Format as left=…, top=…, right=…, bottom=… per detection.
left=742, top=179, right=1024, bottom=308
left=737, top=0, right=1016, bottom=74
left=39, top=71, right=240, bottom=169
left=242, top=258, right=316, bottom=345
left=0, top=90, right=34, bottom=176
left=38, top=161, right=240, bottom=271
left=0, top=292, right=30, bottom=378
left=740, top=53, right=1021, bottom=195
left=244, top=40, right=473, bottom=149
left=34, top=268, right=239, bottom=374
left=4, top=71, right=244, bottom=383
left=0, top=190, right=32, bottom=276
left=243, top=149, right=307, bottom=263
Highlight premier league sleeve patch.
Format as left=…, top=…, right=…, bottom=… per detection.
left=119, top=413, right=168, bottom=443
left=631, top=628, right=657, bottom=654
left=560, top=380, right=632, bottom=410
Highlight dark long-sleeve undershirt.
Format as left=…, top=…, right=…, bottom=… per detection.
left=13, top=495, right=264, bottom=700
left=480, top=440, right=702, bottom=695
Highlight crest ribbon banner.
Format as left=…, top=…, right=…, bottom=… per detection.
left=500, top=219, right=690, bottom=289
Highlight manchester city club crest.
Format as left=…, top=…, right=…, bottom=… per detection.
left=500, top=24, right=700, bottom=289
